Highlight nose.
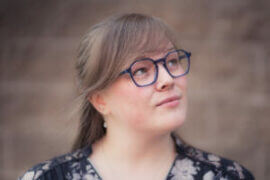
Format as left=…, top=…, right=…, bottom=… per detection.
left=155, top=63, right=174, bottom=91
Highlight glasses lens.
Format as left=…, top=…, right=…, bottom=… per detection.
left=130, top=59, right=156, bottom=86
left=166, top=50, right=189, bottom=77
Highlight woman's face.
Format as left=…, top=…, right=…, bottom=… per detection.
left=100, top=46, right=188, bottom=135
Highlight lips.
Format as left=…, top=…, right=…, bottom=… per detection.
left=156, top=95, right=181, bottom=107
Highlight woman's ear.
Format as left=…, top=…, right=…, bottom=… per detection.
left=88, top=92, right=110, bottom=115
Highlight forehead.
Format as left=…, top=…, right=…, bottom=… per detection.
left=140, top=47, right=175, bottom=60
left=130, top=43, right=175, bottom=61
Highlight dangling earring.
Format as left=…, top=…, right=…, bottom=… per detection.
left=103, top=121, right=107, bottom=128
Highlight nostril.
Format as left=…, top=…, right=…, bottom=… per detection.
left=161, top=84, right=167, bottom=90
left=157, top=78, right=174, bottom=91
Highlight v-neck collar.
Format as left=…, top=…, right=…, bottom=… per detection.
left=82, top=132, right=185, bottom=180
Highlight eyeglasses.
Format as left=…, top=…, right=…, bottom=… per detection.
left=119, top=49, right=191, bottom=87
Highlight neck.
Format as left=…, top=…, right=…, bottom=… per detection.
left=97, top=128, right=176, bottom=169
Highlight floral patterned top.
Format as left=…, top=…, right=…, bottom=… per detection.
left=19, top=133, right=254, bottom=180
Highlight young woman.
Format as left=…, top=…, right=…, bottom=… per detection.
left=19, top=13, right=254, bottom=180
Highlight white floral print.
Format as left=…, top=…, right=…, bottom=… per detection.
left=207, top=154, right=220, bottom=162
left=70, top=173, right=81, bottom=180
left=20, top=171, right=34, bottom=180
left=171, top=158, right=199, bottom=180
left=207, top=154, right=221, bottom=167
left=203, top=171, right=215, bottom=180
left=33, top=170, right=42, bottom=179
left=227, top=162, right=244, bottom=179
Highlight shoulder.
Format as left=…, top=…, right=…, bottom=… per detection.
left=18, top=147, right=91, bottom=180
left=172, top=134, right=254, bottom=179
left=179, top=145, right=254, bottom=179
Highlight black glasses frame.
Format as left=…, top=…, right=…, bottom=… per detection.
left=119, top=49, right=191, bottom=87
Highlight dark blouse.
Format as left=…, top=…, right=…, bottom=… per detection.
left=18, top=133, right=254, bottom=180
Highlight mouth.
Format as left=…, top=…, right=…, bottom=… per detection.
left=156, top=96, right=181, bottom=107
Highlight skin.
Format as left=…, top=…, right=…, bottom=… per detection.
left=89, top=45, right=188, bottom=179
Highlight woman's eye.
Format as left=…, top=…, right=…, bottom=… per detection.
left=133, top=67, right=148, bottom=76
left=168, top=59, right=179, bottom=66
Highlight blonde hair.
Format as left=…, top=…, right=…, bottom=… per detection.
left=72, top=13, right=180, bottom=151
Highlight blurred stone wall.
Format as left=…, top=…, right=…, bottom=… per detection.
left=0, top=0, right=269, bottom=179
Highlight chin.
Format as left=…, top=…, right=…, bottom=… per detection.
left=170, top=117, right=186, bottom=128
left=156, top=116, right=186, bottom=133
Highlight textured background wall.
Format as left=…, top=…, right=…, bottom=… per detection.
left=0, top=0, right=269, bottom=179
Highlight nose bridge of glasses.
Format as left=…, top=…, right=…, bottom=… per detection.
left=155, top=57, right=173, bottom=80
left=154, top=57, right=166, bottom=65
left=154, top=57, right=168, bottom=72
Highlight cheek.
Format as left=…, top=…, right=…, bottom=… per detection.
left=108, top=82, right=153, bottom=124
left=176, top=76, right=187, bottom=93
left=177, top=77, right=188, bottom=111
